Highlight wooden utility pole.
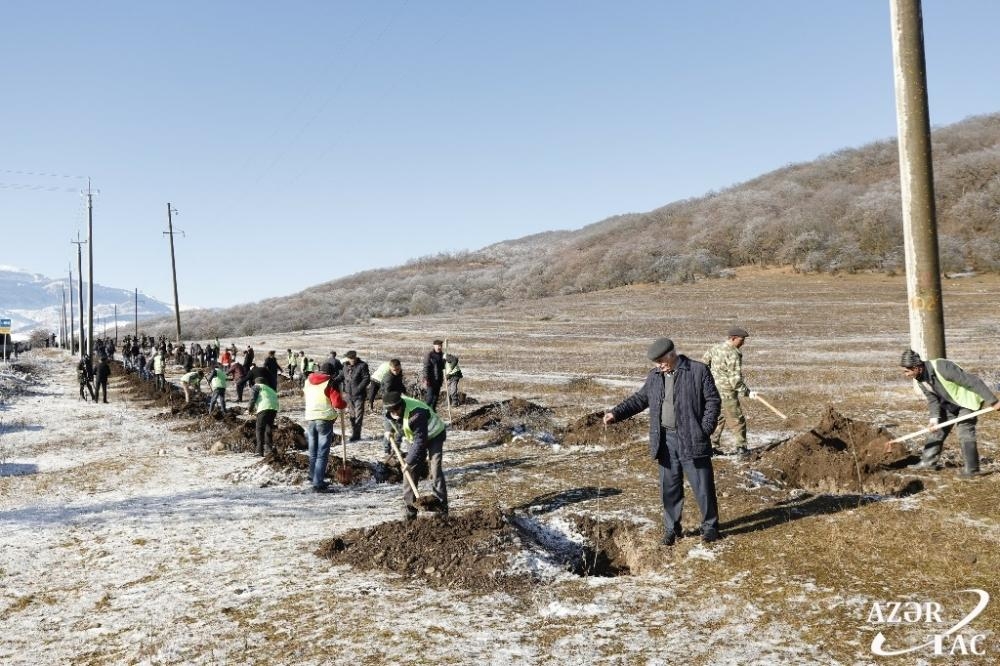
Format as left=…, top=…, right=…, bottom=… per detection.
left=163, top=203, right=183, bottom=345
left=890, top=0, right=945, bottom=359
left=85, top=180, right=96, bottom=356
left=61, top=287, right=67, bottom=351
left=68, top=266, right=75, bottom=353
left=71, top=235, right=87, bottom=356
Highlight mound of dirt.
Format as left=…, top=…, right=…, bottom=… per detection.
left=450, top=398, right=554, bottom=431
left=754, top=407, right=921, bottom=495
left=562, top=410, right=644, bottom=447
left=318, top=508, right=533, bottom=593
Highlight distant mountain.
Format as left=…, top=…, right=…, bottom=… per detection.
left=143, top=112, right=1000, bottom=340
left=0, top=266, right=174, bottom=340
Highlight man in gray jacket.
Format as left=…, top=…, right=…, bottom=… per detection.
left=900, top=349, right=1000, bottom=477
left=604, top=337, right=722, bottom=545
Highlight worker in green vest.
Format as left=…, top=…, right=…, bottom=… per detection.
left=383, top=391, right=448, bottom=520
left=900, top=349, right=1000, bottom=477
left=248, top=376, right=279, bottom=457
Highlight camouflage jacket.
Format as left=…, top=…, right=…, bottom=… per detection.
left=702, top=342, right=749, bottom=395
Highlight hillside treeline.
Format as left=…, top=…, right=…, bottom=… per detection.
left=157, top=113, right=1000, bottom=339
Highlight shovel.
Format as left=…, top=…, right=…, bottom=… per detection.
left=336, top=409, right=353, bottom=485
left=883, top=405, right=996, bottom=452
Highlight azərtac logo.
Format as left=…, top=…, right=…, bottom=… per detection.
left=868, top=589, right=990, bottom=657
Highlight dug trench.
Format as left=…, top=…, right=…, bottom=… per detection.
left=115, top=363, right=391, bottom=484
left=116, top=369, right=930, bottom=592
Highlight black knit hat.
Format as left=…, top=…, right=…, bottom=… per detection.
left=900, top=349, right=923, bottom=368
left=382, top=391, right=404, bottom=409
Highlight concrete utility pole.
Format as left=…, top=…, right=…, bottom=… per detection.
left=71, top=235, right=87, bottom=356
left=85, top=180, right=96, bottom=356
left=134, top=288, right=139, bottom=337
left=163, top=203, right=183, bottom=345
left=890, top=0, right=945, bottom=359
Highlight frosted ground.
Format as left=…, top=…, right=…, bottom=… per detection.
left=3, top=271, right=999, bottom=664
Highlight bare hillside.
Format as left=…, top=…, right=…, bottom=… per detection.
left=153, top=113, right=1000, bottom=339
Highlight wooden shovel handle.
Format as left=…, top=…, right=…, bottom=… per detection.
left=754, top=394, right=788, bottom=420
left=886, top=405, right=995, bottom=445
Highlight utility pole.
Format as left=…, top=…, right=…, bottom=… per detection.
left=71, top=235, right=87, bottom=357
left=134, top=288, right=139, bottom=337
left=61, top=287, right=67, bottom=351
left=114, top=304, right=118, bottom=343
left=890, top=0, right=945, bottom=359
left=85, top=179, right=96, bottom=357
left=163, top=203, right=183, bottom=345
left=68, top=266, right=76, bottom=353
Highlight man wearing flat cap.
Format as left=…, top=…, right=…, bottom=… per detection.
left=900, top=349, right=1000, bottom=477
left=703, top=327, right=755, bottom=456
left=604, top=337, right=722, bottom=545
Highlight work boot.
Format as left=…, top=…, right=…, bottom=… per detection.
left=701, top=529, right=721, bottom=544
left=908, top=459, right=940, bottom=470
left=734, top=446, right=749, bottom=457
left=403, top=508, right=418, bottom=522
left=958, top=470, right=981, bottom=480
left=660, top=532, right=676, bottom=547
left=962, top=440, right=979, bottom=478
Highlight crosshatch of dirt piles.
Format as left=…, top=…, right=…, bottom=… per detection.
left=754, top=407, right=922, bottom=495
left=450, top=398, right=554, bottom=431
left=562, top=410, right=644, bottom=447
left=318, top=508, right=655, bottom=592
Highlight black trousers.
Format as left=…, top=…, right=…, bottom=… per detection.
left=656, top=429, right=719, bottom=535
left=255, top=409, right=276, bottom=456
left=348, top=395, right=366, bottom=440
left=96, top=378, right=108, bottom=403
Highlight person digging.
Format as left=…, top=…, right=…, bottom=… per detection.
left=899, top=349, right=1000, bottom=477
left=382, top=391, right=448, bottom=520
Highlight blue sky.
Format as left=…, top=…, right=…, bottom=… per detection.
left=3, top=1, right=999, bottom=309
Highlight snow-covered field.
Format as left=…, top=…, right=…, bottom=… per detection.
left=4, top=272, right=1000, bottom=665
left=1, top=354, right=840, bottom=665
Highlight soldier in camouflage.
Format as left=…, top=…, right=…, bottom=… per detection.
left=702, top=327, right=756, bottom=455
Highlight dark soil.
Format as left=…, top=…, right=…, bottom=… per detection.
left=752, top=407, right=922, bottom=495
left=562, top=410, right=644, bottom=447
left=450, top=397, right=554, bottom=431
left=318, top=508, right=533, bottom=593
left=318, top=508, right=643, bottom=592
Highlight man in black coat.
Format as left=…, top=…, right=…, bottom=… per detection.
left=343, top=351, right=371, bottom=441
left=422, top=339, right=445, bottom=409
left=95, top=355, right=112, bottom=403
left=604, top=337, right=722, bottom=545
left=262, top=350, right=281, bottom=390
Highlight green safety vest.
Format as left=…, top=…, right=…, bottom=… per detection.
left=210, top=368, right=228, bottom=390
left=303, top=380, right=338, bottom=421
left=180, top=371, right=202, bottom=385
left=254, top=384, right=279, bottom=412
left=372, top=361, right=392, bottom=384
left=399, top=395, right=446, bottom=442
left=928, top=359, right=984, bottom=411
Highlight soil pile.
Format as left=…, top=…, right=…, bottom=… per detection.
left=562, top=410, right=644, bottom=447
left=318, top=508, right=532, bottom=593
left=450, top=398, right=554, bottom=432
left=754, top=407, right=921, bottom=495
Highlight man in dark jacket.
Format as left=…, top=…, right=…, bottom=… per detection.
left=343, top=351, right=371, bottom=442
left=900, top=349, right=1000, bottom=476
left=262, top=350, right=281, bottom=389
left=95, top=355, right=112, bottom=403
left=604, top=337, right=722, bottom=545
left=422, top=339, right=446, bottom=409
